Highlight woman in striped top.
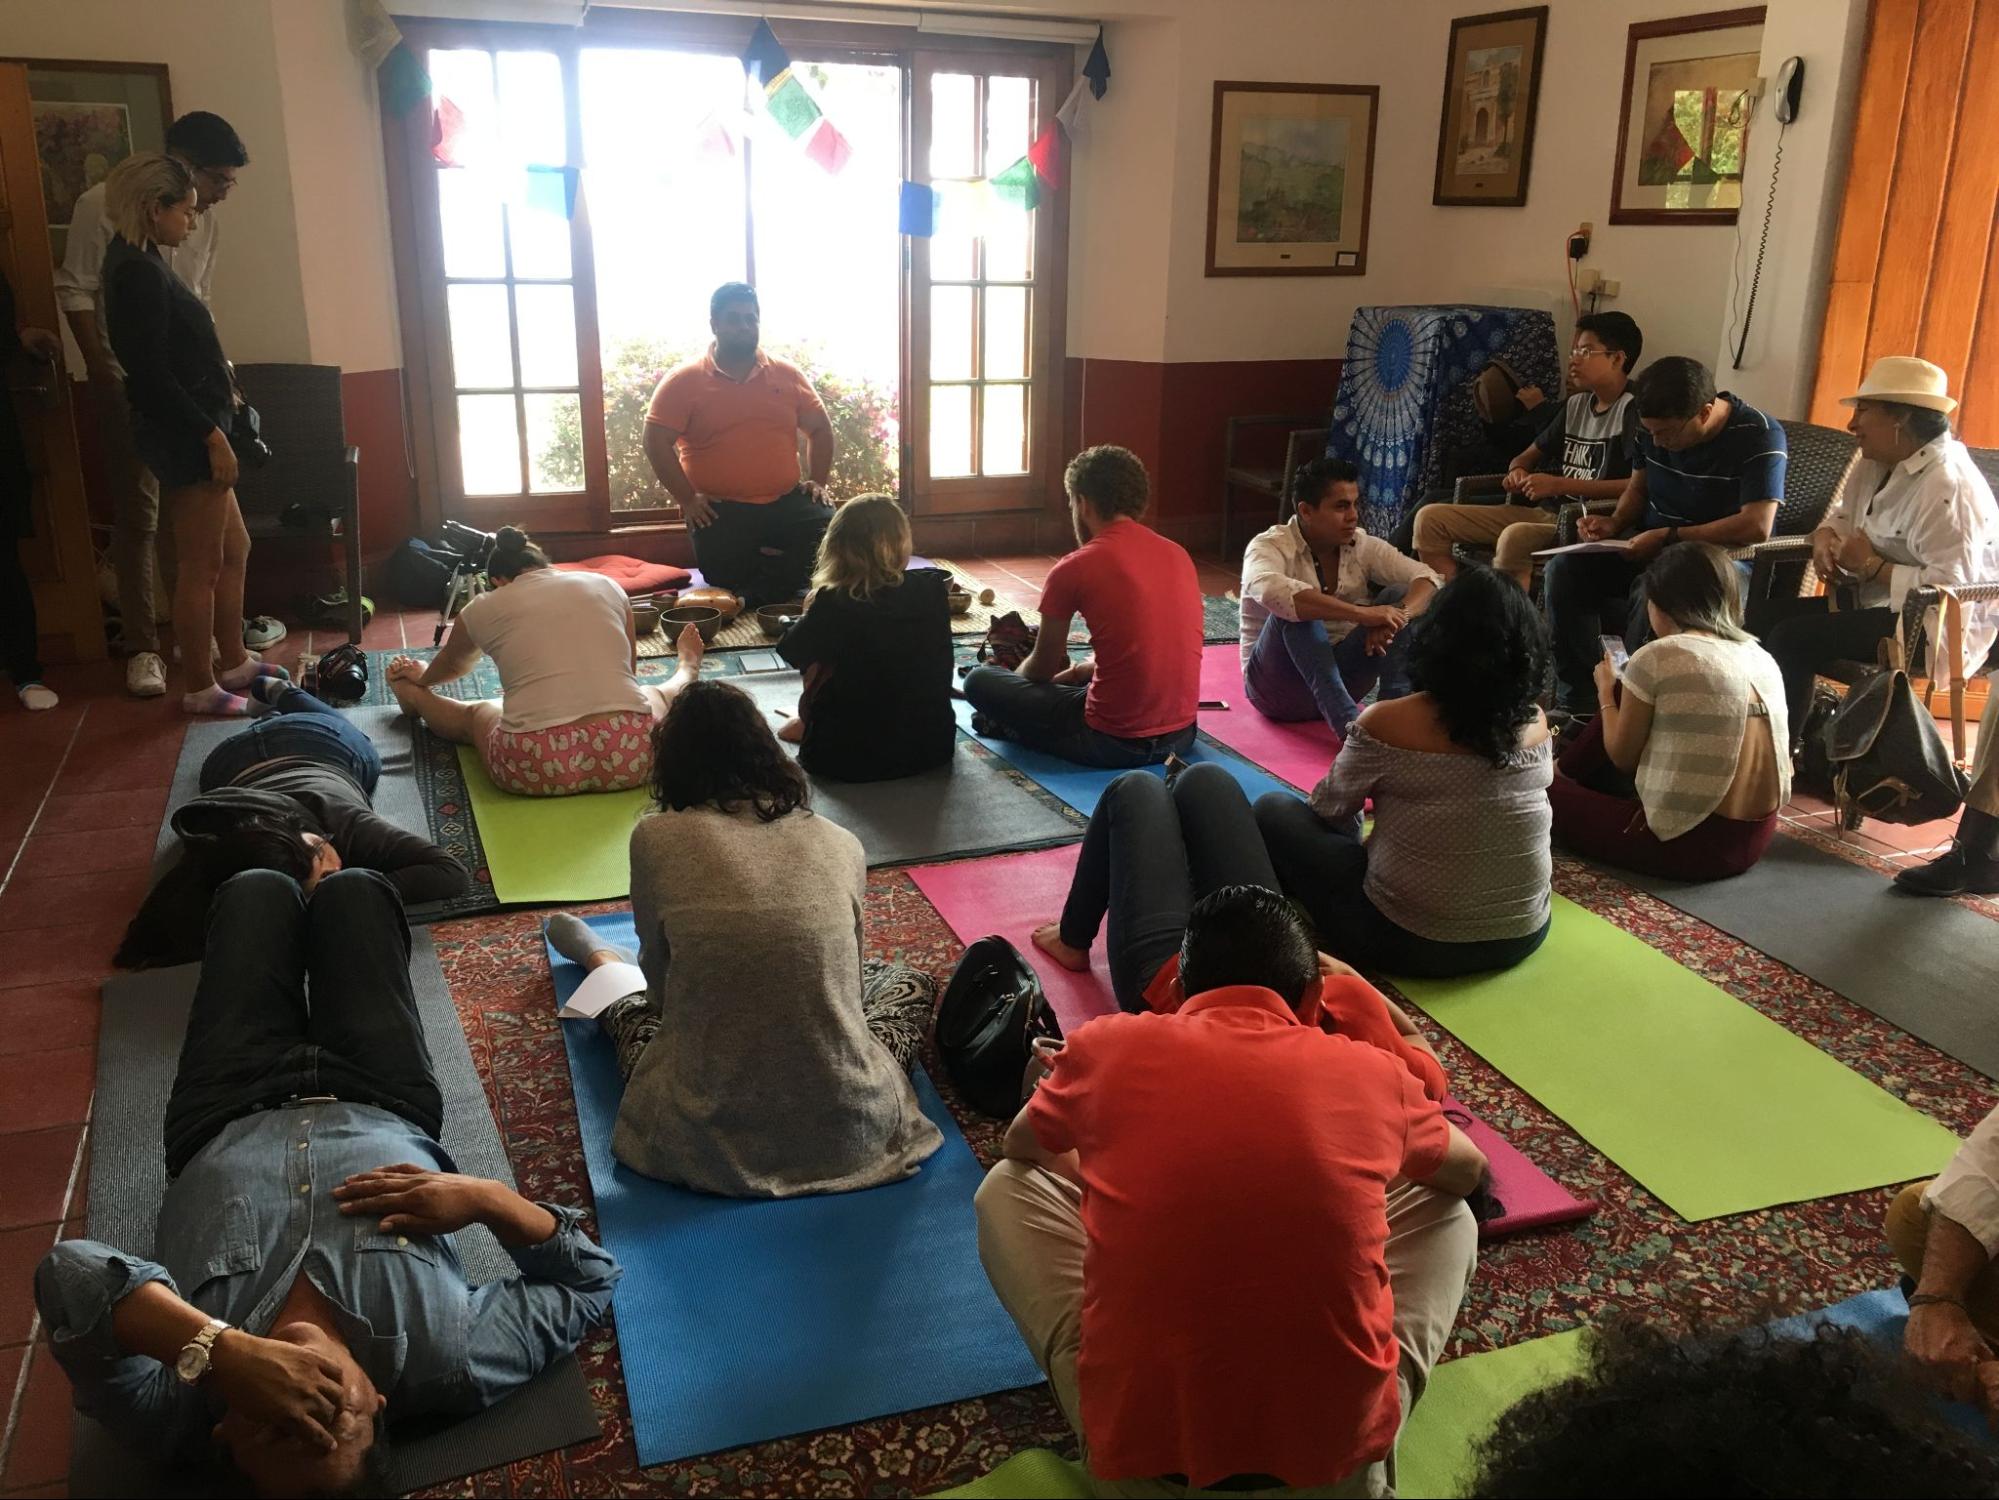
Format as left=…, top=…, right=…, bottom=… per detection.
left=1550, top=542, right=1789, bottom=880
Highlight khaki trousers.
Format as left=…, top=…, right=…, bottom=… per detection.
left=90, top=371, right=171, bottom=654
left=1884, top=1181, right=1999, bottom=1338
left=974, top=1161, right=1478, bottom=1499
left=1411, top=502, right=1553, bottom=582
left=1969, top=685, right=1999, bottom=819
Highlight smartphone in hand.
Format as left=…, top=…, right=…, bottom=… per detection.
left=1599, top=635, right=1630, bottom=675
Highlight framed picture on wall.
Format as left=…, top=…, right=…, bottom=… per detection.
left=1205, top=81, right=1378, bottom=277
left=1432, top=7, right=1548, bottom=207
left=1609, top=7, right=1765, bottom=226
left=0, top=58, right=173, bottom=260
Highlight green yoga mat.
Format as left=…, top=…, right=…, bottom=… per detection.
left=1392, top=896, right=1959, bottom=1222
left=1395, top=1331, right=1588, bottom=1498
left=457, top=746, right=646, bottom=904
left=933, top=1449, right=1089, bottom=1498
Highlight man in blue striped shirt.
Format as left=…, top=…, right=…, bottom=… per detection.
left=1545, top=357, right=1787, bottom=715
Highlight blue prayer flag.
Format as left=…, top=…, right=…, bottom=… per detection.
left=898, top=180, right=938, bottom=237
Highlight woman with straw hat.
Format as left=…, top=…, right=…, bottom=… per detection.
left=1755, top=356, right=1998, bottom=734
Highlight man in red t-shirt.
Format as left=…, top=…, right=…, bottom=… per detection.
left=976, top=886, right=1486, bottom=1494
left=963, top=445, right=1203, bottom=767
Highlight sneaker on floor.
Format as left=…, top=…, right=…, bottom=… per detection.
left=126, top=651, right=167, bottom=698
left=243, top=615, right=288, bottom=650
left=17, top=682, right=59, bottom=711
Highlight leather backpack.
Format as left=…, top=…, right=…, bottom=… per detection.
left=934, top=936, right=1062, bottom=1118
left=1824, top=656, right=1966, bottom=828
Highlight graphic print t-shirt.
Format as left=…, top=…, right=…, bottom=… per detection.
left=1537, top=391, right=1637, bottom=483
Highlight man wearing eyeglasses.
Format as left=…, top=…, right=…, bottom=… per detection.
left=56, top=111, right=267, bottom=698
left=1414, top=312, right=1643, bottom=590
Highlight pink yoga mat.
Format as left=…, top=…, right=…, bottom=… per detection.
left=911, top=846, right=1597, bottom=1240
left=1195, top=645, right=1340, bottom=791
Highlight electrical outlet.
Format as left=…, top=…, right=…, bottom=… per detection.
left=1576, top=268, right=1602, bottom=293
left=1602, top=278, right=1620, bottom=297
left=1579, top=222, right=1592, bottom=237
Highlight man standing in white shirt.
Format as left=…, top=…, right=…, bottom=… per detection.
left=1887, top=1102, right=1999, bottom=1424
left=1238, top=457, right=1441, bottom=736
left=55, top=112, right=249, bottom=697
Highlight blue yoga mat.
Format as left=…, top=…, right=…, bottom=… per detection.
left=549, top=914, right=1043, bottom=1466
left=953, top=699, right=1299, bottom=815
left=1771, top=1289, right=1991, bottom=1446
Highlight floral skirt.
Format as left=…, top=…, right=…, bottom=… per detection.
left=481, top=709, right=654, bottom=796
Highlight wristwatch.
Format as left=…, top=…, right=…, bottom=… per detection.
left=175, top=1318, right=230, bottom=1385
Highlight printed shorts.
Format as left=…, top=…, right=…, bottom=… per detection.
left=482, top=709, right=654, bottom=796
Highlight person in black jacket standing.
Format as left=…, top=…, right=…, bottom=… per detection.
left=1, top=269, right=64, bottom=711
left=100, top=152, right=276, bottom=715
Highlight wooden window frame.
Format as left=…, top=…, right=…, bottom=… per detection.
left=383, top=12, right=1070, bottom=542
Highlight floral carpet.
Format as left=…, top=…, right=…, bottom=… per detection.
left=417, top=844, right=1998, bottom=1498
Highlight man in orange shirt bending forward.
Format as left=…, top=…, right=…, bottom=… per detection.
left=644, top=282, right=838, bottom=606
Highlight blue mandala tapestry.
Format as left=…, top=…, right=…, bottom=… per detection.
left=1325, top=304, right=1560, bottom=536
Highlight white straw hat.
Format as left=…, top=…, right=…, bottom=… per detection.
left=1841, top=355, right=1957, bottom=414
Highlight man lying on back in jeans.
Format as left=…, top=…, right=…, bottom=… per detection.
left=36, top=869, right=619, bottom=1496
left=962, top=445, right=1204, bottom=768
left=977, top=884, right=1487, bottom=1498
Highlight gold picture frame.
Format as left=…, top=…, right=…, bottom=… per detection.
left=1205, top=81, right=1378, bottom=278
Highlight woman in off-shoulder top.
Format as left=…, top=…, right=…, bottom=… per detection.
left=1256, top=566, right=1554, bottom=977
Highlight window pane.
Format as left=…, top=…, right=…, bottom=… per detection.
left=930, top=385, right=972, bottom=477
left=458, top=394, right=523, bottom=493
left=931, top=222, right=975, bottom=281
left=496, top=51, right=566, bottom=166
left=507, top=200, right=570, bottom=278
left=984, top=204, right=1031, bottom=282
left=984, top=286, right=1028, bottom=379
left=525, top=393, right=583, bottom=492
left=930, top=286, right=974, bottom=380
left=515, top=284, right=578, bottom=386
left=447, top=284, right=515, bottom=389
left=982, top=384, right=1027, bottom=475
left=985, top=76, right=1032, bottom=174
left=930, top=73, right=976, bottom=179
left=437, top=169, right=505, bottom=278
left=429, top=50, right=497, bottom=159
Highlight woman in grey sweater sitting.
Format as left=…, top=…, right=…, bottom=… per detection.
left=1256, top=566, right=1554, bottom=977
left=546, top=680, right=942, bottom=1198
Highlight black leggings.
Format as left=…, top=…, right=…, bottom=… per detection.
left=1058, top=764, right=1278, bottom=1011
left=1749, top=596, right=1898, bottom=731
left=1, top=534, right=42, bottom=686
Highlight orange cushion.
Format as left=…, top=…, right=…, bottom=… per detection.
left=553, top=554, right=693, bottom=595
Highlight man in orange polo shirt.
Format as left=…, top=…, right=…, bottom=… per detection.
left=977, top=885, right=1486, bottom=1495
left=643, top=282, right=838, bottom=606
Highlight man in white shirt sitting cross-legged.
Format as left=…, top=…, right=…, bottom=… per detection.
left=1887, top=1101, right=1999, bottom=1425
left=1238, top=457, right=1441, bottom=737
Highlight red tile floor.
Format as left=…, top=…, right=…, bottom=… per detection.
left=0, top=551, right=1971, bottom=1494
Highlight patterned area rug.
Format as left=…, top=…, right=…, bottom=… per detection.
left=417, top=851, right=1995, bottom=1497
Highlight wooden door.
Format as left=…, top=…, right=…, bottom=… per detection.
left=0, top=63, right=103, bottom=664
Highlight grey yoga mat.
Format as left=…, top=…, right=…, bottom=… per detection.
left=158, top=707, right=494, bottom=921
left=1618, top=830, right=1999, bottom=1081
left=727, top=671, right=1084, bottom=866
left=72, top=931, right=600, bottom=1497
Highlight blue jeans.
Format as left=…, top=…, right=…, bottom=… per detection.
left=197, top=686, right=381, bottom=794
left=1243, top=584, right=1413, bottom=735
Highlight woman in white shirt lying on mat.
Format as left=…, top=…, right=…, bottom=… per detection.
left=1549, top=541, right=1789, bottom=881
left=387, top=526, right=703, bottom=796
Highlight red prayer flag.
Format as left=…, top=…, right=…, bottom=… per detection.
left=430, top=97, right=467, bottom=165
left=802, top=117, right=853, bottom=174
left=1027, top=124, right=1065, bottom=190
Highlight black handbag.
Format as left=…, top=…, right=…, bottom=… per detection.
left=935, top=935, right=1062, bottom=1118
left=1823, top=661, right=1966, bottom=827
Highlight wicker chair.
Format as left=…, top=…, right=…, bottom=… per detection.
left=232, top=363, right=365, bottom=644
left=1898, top=443, right=1999, bottom=760
left=1553, top=418, right=1860, bottom=612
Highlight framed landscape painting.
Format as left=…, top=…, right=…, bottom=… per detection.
left=1206, top=81, right=1378, bottom=277
left=1432, top=7, right=1548, bottom=207
left=1609, top=7, right=1765, bottom=226
left=2, top=59, right=172, bottom=259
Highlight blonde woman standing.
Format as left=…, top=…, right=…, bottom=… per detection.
left=101, top=153, right=276, bottom=715
left=774, top=494, right=956, bottom=781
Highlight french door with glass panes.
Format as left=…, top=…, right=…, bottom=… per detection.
left=906, top=51, right=1069, bottom=517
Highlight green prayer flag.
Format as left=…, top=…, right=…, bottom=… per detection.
left=380, top=43, right=432, bottom=116
left=989, top=155, right=1042, bottom=211
left=764, top=71, right=823, bottom=139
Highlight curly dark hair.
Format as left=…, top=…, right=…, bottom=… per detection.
left=1470, top=1316, right=1999, bottom=1499
left=1064, top=445, right=1149, bottom=519
left=648, top=680, right=808, bottom=822
left=1405, top=565, right=1547, bottom=765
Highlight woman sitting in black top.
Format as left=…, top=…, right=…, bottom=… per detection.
left=101, top=152, right=277, bottom=716
left=118, top=682, right=471, bottom=966
left=775, top=494, right=956, bottom=781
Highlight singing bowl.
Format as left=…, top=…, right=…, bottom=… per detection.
left=756, top=602, right=805, bottom=638
left=661, top=604, right=725, bottom=644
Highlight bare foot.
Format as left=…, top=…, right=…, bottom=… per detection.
left=675, top=622, right=706, bottom=673
left=387, top=672, right=426, bottom=722
left=777, top=715, right=805, bottom=744
left=1031, top=922, right=1089, bottom=973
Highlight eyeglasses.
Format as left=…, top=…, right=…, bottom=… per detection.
left=1569, top=344, right=1608, bottom=360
